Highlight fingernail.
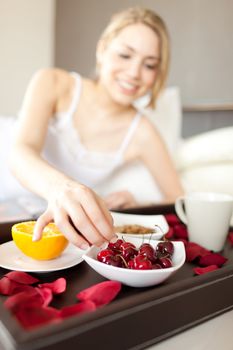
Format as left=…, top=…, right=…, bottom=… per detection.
left=80, top=243, right=89, bottom=250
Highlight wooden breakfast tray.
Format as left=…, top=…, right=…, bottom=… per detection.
left=0, top=205, right=233, bottom=350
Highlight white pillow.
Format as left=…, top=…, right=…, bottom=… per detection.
left=175, top=126, right=233, bottom=171
left=180, top=164, right=233, bottom=196
left=0, top=115, right=33, bottom=201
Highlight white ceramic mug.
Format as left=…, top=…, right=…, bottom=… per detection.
left=175, top=192, right=233, bottom=251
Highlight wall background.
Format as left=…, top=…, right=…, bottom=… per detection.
left=55, top=0, right=233, bottom=109
left=0, top=0, right=55, bottom=115
left=0, top=0, right=232, bottom=136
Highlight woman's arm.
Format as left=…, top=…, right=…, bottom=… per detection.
left=104, top=116, right=184, bottom=210
left=9, top=69, right=114, bottom=248
left=134, top=117, right=184, bottom=202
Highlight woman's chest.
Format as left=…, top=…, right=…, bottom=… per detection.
left=72, top=109, right=135, bottom=154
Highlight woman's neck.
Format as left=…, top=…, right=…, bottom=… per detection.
left=86, top=78, right=135, bottom=119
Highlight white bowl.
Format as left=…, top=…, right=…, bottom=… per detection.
left=83, top=237, right=186, bottom=288
left=111, top=212, right=169, bottom=240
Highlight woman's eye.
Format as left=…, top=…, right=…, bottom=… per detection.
left=145, top=64, right=157, bottom=70
left=118, top=53, right=131, bottom=59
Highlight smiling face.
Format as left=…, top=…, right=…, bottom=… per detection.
left=97, top=23, right=161, bottom=106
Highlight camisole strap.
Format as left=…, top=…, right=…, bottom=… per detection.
left=118, top=112, right=141, bottom=156
left=66, top=72, right=82, bottom=117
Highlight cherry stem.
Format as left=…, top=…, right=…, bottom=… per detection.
left=154, top=224, right=165, bottom=239
left=116, top=254, right=128, bottom=268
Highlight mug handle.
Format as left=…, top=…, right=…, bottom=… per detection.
left=175, top=196, right=188, bottom=224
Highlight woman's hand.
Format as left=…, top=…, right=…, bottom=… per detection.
left=104, top=190, right=138, bottom=210
left=33, top=183, right=115, bottom=249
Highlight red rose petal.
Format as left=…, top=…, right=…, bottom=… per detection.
left=35, top=287, right=53, bottom=306
left=5, top=271, right=39, bottom=285
left=164, top=227, right=175, bottom=239
left=4, top=289, right=42, bottom=312
left=60, top=300, right=96, bottom=319
left=0, top=277, right=20, bottom=295
left=38, top=278, right=66, bottom=294
left=199, top=253, right=228, bottom=267
left=0, top=277, right=35, bottom=296
left=193, top=265, right=219, bottom=275
left=165, top=214, right=180, bottom=226
left=185, top=242, right=210, bottom=262
left=15, top=305, right=61, bottom=329
left=173, top=224, right=188, bottom=240
left=228, top=232, right=233, bottom=245
left=77, top=281, right=121, bottom=307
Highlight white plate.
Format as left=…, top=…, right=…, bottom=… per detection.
left=111, top=212, right=169, bottom=240
left=0, top=241, right=84, bottom=273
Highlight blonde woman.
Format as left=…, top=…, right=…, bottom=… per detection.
left=9, top=7, right=184, bottom=248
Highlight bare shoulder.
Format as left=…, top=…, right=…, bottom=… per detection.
left=136, top=115, right=163, bottom=145
left=125, top=113, right=165, bottom=162
left=29, top=68, right=73, bottom=97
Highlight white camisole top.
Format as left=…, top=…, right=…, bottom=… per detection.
left=43, top=72, right=142, bottom=188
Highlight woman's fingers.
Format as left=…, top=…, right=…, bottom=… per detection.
left=105, top=191, right=137, bottom=210
left=34, top=206, right=104, bottom=249
left=64, top=202, right=110, bottom=247
left=76, top=187, right=115, bottom=242
left=33, top=185, right=116, bottom=249
left=105, top=193, right=123, bottom=210
left=33, top=209, right=53, bottom=241
left=95, top=195, right=114, bottom=226
left=53, top=208, right=91, bottom=249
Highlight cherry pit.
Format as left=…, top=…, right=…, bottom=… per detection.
left=97, top=239, right=174, bottom=270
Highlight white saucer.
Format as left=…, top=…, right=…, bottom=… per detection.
left=0, top=241, right=84, bottom=273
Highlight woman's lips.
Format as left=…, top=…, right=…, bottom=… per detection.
left=117, top=79, right=139, bottom=95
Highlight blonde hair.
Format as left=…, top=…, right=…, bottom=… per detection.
left=97, top=7, right=170, bottom=108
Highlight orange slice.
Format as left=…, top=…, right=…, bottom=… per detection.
left=12, top=221, right=69, bottom=260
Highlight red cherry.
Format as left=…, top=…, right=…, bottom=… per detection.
left=139, top=243, right=154, bottom=252
left=127, top=260, right=134, bottom=269
left=139, top=244, right=156, bottom=263
left=156, top=241, right=174, bottom=256
left=97, top=239, right=175, bottom=270
left=120, top=242, right=136, bottom=250
left=104, top=255, right=123, bottom=267
left=152, top=263, right=162, bottom=269
left=133, top=255, right=152, bottom=270
left=140, top=243, right=152, bottom=249
left=108, top=239, right=123, bottom=252
left=157, top=257, right=173, bottom=268
left=97, top=249, right=114, bottom=262
left=121, top=246, right=137, bottom=262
